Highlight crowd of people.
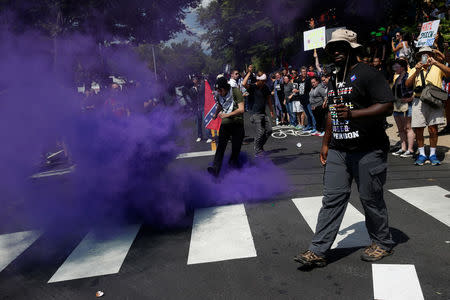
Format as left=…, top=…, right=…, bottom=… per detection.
left=201, top=22, right=450, bottom=170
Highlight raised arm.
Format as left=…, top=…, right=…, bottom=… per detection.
left=392, top=40, right=404, bottom=52
left=429, top=57, right=450, bottom=78
left=406, top=62, right=424, bottom=88
left=242, top=65, right=253, bottom=89
left=314, top=49, right=322, bottom=74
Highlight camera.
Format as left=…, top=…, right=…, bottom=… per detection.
left=323, top=64, right=336, bottom=76
left=421, top=54, right=428, bottom=65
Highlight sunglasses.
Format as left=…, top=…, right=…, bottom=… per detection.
left=327, top=42, right=350, bottom=54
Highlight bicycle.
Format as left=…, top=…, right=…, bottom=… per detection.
left=271, top=125, right=311, bottom=139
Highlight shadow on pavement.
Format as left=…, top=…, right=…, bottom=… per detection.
left=297, top=227, right=409, bottom=271
left=266, top=148, right=288, bottom=154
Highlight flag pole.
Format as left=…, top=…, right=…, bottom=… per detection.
left=210, top=130, right=217, bottom=151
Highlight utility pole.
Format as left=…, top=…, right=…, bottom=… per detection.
left=152, top=44, right=157, bottom=80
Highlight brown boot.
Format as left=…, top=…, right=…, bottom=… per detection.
left=294, top=250, right=327, bottom=267
left=361, top=242, right=393, bottom=262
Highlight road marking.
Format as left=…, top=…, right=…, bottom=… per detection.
left=30, top=165, right=76, bottom=178
left=372, top=264, right=424, bottom=300
left=0, top=230, right=42, bottom=272
left=292, top=197, right=370, bottom=249
left=48, top=225, right=141, bottom=283
left=176, top=150, right=215, bottom=159
left=389, top=186, right=450, bottom=227
left=187, top=204, right=257, bottom=265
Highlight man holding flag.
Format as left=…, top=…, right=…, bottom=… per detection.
left=206, top=77, right=245, bottom=177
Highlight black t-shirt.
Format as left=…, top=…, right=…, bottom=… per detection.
left=327, top=63, right=394, bottom=152
left=189, top=84, right=203, bottom=111
left=248, top=84, right=271, bottom=114
left=294, top=77, right=311, bottom=105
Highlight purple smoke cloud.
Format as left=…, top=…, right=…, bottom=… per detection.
left=0, top=26, right=289, bottom=231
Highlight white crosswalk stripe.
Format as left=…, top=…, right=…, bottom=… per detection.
left=292, top=196, right=371, bottom=249
left=48, top=225, right=141, bottom=283
left=372, top=264, right=424, bottom=300
left=0, top=230, right=42, bottom=272
left=187, top=203, right=257, bottom=265
left=389, top=185, right=450, bottom=227
left=176, top=150, right=215, bottom=159
left=0, top=185, right=448, bottom=287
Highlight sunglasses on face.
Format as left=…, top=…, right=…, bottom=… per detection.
left=328, top=42, right=349, bottom=54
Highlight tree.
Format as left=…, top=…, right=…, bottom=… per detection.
left=197, top=0, right=426, bottom=72
left=137, top=40, right=221, bottom=86
left=1, top=0, right=200, bottom=43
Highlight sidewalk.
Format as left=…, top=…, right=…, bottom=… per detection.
left=386, top=116, right=450, bottom=163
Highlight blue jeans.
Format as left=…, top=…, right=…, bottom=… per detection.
left=303, top=103, right=316, bottom=130
left=286, top=102, right=297, bottom=126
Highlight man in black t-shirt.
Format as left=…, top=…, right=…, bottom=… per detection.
left=294, top=29, right=396, bottom=268
left=243, top=69, right=275, bottom=156
left=294, top=67, right=316, bottom=133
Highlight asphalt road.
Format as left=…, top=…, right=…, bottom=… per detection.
left=1, top=115, right=449, bottom=300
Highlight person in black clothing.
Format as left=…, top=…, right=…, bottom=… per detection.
left=207, top=77, right=245, bottom=177
left=189, top=76, right=207, bottom=142
left=243, top=69, right=275, bottom=156
left=190, top=76, right=213, bottom=143
left=294, top=67, right=316, bottom=132
left=294, top=29, right=395, bottom=268
left=372, top=57, right=389, bottom=81
left=272, top=72, right=287, bottom=125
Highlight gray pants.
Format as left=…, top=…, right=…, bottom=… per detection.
left=309, top=149, right=395, bottom=256
left=250, top=114, right=272, bottom=153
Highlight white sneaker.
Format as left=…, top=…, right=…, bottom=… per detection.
left=400, top=151, right=413, bottom=158
left=206, top=139, right=213, bottom=143
left=392, top=149, right=404, bottom=156
left=196, top=138, right=201, bottom=142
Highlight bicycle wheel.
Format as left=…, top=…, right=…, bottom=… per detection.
left=271, top=131, right=287, bottom=139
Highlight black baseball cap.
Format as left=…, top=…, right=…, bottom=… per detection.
left=215, top=77, right=230, bottom=90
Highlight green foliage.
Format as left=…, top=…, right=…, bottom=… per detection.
left=0, top=0, right=200, bottom=43
left=137, top=40, right=221, bottom=85
left=440, top=18, right=450, bottom=41
left=197, top=0, right=279, bottom=70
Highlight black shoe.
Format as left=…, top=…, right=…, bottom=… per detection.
left=294, top=250, right=327, bottom=267
left=207, top=166, right=219, bottom=177
left=438, top=126, right=450, bottom=136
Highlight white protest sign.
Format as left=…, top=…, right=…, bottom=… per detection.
left=304, top=26, right=326, bottom=51
left=417, top=20, right=440, bottom=48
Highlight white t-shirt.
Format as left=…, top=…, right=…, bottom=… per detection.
left=398, top=41, right=411, bottom=58
left=228, top=78, right=238, bottom=88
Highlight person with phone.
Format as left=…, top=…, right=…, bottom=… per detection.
left=294, top=29, right=396, bottom=268
left=405, top=46, right=450, bottom=166
left=242, top=68, right=275, bottom=157
left=391, top=32, right=411, bottom=60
